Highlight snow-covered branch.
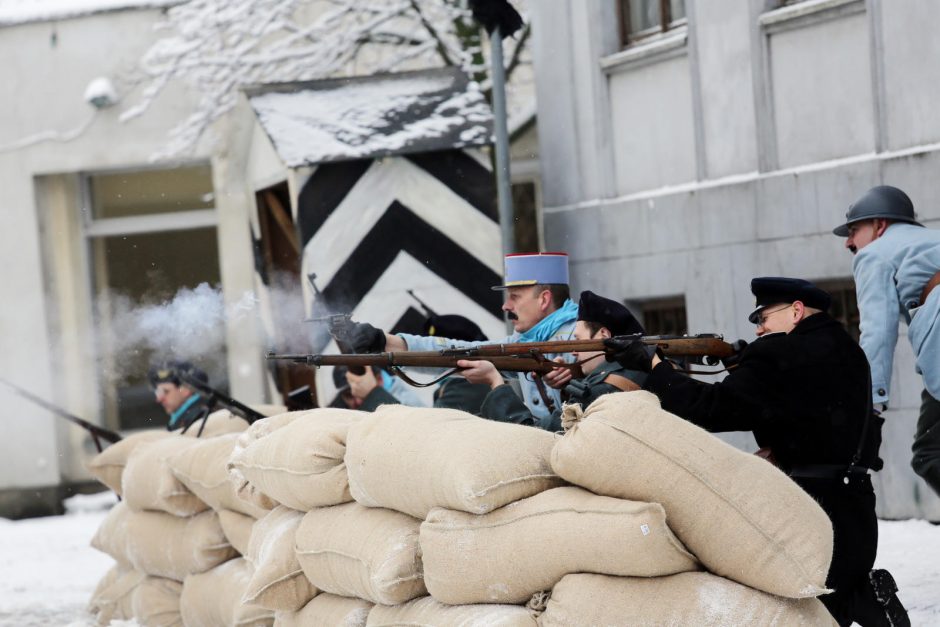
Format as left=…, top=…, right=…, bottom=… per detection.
left=120, top=0, right=530, bottom=159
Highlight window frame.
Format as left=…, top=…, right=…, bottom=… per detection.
left=617, top=0, right=688, bottom=48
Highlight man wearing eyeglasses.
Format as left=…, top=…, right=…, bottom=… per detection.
left=605, top=277, right=908, bottom=627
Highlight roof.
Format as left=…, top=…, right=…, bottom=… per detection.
left=0, top=0, right=180, bottom=26
left=245, top=68, right=494, bottom=168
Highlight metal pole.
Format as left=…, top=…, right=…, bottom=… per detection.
left=490, top=24, right=514, bottom=258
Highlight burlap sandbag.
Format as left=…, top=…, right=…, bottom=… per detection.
left=179, top=405, right=287, bottom=438
left=88, top=564, right=145, bottom=625
left=552, top=391, right=833, bottom=598
left=169, top=433, right=270, bottom=518
left=421, top=486, right=699, bottom=604
left=91, top=502, right=237, bottom=581
left=86, top=430, right=171, bottom=495
left=122, top=436, right=209, bottom=516
left=229, top=408, right=364, bottom=511
left=295, top=502, right=425, bottom=605
left=243, top=506, right=318, bottom=611
left=539, top=572, right=835, bottom=626
left=131, top=576, right=183, bottom=627
left=274, top=594, right=372, bottom=627
left=229, top=411, right=309, bottom=511
left=346, top=405, right=563, bottom=519
left=218, top=509, right=256, bottom=556
left=180, top=558, right=275, bottom=627
left=367, top=596, right=538, bottom=627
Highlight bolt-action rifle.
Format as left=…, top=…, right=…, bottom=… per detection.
left=266, top=333, right=737, bottom=388
left=0, top=377, right=122, bottom=453
left=175, top=370, right=265, bottom=430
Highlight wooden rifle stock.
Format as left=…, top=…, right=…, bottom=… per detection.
left=439, top=334, right=736, bottom=360
left=266, top=351, right=572, bottom=375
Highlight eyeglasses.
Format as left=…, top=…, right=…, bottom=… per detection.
left=755, top=304, right=791, bottom=327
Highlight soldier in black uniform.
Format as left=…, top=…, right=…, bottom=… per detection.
left=147, top=360, right=212, bottom=431
left=344, top=314, right=493, bottom=413
left=461, top=290, right=648, bottom=431
left=605, top=277, right=909, bottom=627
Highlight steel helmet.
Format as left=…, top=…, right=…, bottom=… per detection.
left=833, top=185, right=922, bottom=236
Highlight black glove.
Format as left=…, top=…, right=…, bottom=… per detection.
left=720, top=339, right=749, bottom=368
left=338, top=322, right=386, bottom=354
left=603, top=338, right=659, bottom=373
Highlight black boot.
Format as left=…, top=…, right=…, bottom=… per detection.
left=869, top=569, right=911, bottom=627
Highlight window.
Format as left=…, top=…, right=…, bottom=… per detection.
left=511, top=181, right=540, bottom=253
left=84, top=164, right=224, bottom=430
left=618, top=0, right=687, bottom=47
left=815, top=279, right=860, bottom=342
left=632, top=296, right=688, bottom=336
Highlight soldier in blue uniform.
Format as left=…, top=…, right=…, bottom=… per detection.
left=346, top=252, right=578, bottom=420
left=458, top=290, right=647, bottom=431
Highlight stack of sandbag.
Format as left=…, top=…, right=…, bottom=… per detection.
left=86, top=406, right=285, bottom=626
left=225, top=407, right=379, bottom=624
left=540, top=390, right=837, bottom=625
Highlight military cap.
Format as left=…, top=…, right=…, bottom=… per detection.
left=833, top=185, right=922, bottom=236
left=492, top=252, right=569, bottom=289
left=577, top=290, right=645, bottom=336
left=748, top=277, right=832, bottom=324
left=422, top=314, right=488, bottom=342
left=147, top=360, right=208, bottom=388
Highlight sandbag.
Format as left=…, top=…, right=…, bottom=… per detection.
left=169, top=433, right=270, bottom=518
left=229, top=411, right=310, bottom=511
left=421, top=486, right=698, bottom=604
left=86, top=430, right=172, bottom=495
left=87, top=564, right=144, bottom=625
left=243, top=506, right=318, bottom=612
left=295, top=502, right=425, bottom=605
left=275, top=594, right=372, bottom=627
left=122, top=436, right=209, bottom=516
left=131, top=576, right=183, bottom=627
left=367, top=596, right=538, bottom=627
left=181, top=558, right=275, bottom=627
left=552, top=391, right=833, bottom=598
left=229, top=408, right=364, bottom=511
left=218, top=509, right=256, bottom=556
left=538, top=572, right=835, bottom=626
left=91, top=502, right=237, bottom=581
left=346, top=405, right=563, bottom=518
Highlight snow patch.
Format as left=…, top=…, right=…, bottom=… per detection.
left=0, top=0, right=180, bottom=26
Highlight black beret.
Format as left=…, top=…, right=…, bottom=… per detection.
left=748, top=277, right=832, bottom=324
left=577, top=290, right=644, bottom=336
left=147, top=360, right=208, bottom=388
left=422, top=314, right=488, bottom=342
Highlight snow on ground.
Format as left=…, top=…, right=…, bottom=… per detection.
left=0, top=492, right=936, bottom=626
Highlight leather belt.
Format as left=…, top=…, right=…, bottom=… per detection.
left=789, top=464, right=869, bottom=480
left=921, top=270, right=940, bottom=306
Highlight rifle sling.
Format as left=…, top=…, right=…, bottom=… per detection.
left=603, top=373, right=642, bottom=392
left=532, top=374, right=557, bottom=414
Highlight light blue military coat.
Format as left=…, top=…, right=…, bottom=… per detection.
left=853, top=223, right=940, bottom=403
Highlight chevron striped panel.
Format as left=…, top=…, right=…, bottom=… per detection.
left=297, top=149, right=505, bottom=404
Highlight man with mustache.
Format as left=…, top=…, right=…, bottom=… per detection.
left=346, top=252, right=577, bottom=423
left=834, top=185, right=940, bottom=498
left=458, top=290, right=648, bottom=430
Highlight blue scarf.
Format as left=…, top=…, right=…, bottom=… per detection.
left=168, top=393, right=202, bottom=430
left=519, top=299, right=579, bottom=343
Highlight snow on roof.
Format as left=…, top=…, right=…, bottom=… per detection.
left=0, top=0, right=180, bottom=27
left=246, top=68, right=493, bottom=168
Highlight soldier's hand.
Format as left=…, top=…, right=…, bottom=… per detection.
left=543, top=357, right=573, bottom=389
left=345, top=322, right=387, bottom=353
left=603, top=338, right=658, bottom=372
left=456, top=359, right=504, bottom=389
left=346, top=368, right=380, bottom=399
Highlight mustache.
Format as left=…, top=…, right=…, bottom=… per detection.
left=506, top=311, right=518, bottom=321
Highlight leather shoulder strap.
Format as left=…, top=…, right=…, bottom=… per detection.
left=603, top=373, right=642, bottom=392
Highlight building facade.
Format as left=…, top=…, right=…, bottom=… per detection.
left=530, top=0, right=940, bottom=519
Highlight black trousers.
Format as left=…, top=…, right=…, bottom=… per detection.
left=912, top=389, right=940, bottom=497
left=797, top=475, right=888, bottom=627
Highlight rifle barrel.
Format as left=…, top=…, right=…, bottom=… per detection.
left=445, top=334, right=735, bottom=359
left=266, top=351, right=570, bottom=375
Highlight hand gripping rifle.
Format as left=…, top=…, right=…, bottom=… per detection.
left=174, top=370, right=265, bottom=432
left=266, top=333, right=738, bottom=388
left=0, top=377, right=121, bottom=453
